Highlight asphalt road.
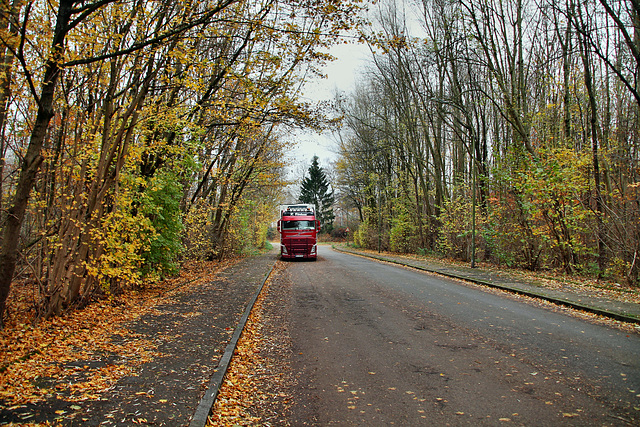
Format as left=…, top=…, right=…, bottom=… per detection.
left=281, top=245, right=640, bottom=425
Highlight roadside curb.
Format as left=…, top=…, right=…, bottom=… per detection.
left=332, top=246, right=640, bottom=326
left=189, top=261, right=277, bottom=427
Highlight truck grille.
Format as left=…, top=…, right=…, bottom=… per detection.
left=289, top=238, right=310, bottom=255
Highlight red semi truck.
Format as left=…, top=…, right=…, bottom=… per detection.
left=277, top=204, right=320, bottom=260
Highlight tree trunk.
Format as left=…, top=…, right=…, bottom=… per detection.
left=577, top=6, right=607, bottom=277
left=0, top=0, right=73, bottom=327
left=0, top=0, right=24, bottom=262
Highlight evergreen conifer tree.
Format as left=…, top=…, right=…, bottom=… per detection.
left=299, top=156, right=335, bottom=232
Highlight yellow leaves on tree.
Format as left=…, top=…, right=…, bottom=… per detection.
left=87, top=209, right=155, bottom=292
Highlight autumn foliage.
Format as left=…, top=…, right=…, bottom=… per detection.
left=336, top=0, right=640, bottom=286
left=0, top=258, right=234, bottom=423
left=0, top=0, right=367, bottom=326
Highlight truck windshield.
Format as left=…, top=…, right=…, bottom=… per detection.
left=282, top=220, right=316, bottom=230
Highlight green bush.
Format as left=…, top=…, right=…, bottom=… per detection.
left=437, top=192, right=477, bottom=261
left=140, top=171, right=184, bottom=279
left=389, top=212, right=418, bottom=253
left=354, top=220, right=375, bottom=249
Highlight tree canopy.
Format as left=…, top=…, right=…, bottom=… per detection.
left=336, top=0, right=640, bottom=287
left=0, top=0, right=367, bottom=327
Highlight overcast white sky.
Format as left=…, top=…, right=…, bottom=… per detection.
left=285, top=41, right=371, bottom=176
left=284, top=0, right=421, bottom=177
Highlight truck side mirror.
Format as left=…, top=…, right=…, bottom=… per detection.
left=277, top=220, right=282, bottom=233
left=316, top=220, right=321, bottom=232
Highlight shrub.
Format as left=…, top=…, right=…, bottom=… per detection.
left=437, top=191, right=480, bottom=262
left=354, top=220, right=375, bottom=249
left=88, top=209, right=154, bottom=292
left=140, top=171, right=184, bottom=279
left=226, top=196, right=274, bottom=255
left=183, top=201, right=214, bottom=260
left=389, top=212, right=418, bottom=253
left=331, top=227, right=349, bottom=240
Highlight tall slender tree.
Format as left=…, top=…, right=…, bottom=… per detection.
left=299, top=156, right=335, bottom=232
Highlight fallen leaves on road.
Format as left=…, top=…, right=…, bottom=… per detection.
left=0, top=260, right=231, bottom=411
left=207, top=261, right=293, bottom=426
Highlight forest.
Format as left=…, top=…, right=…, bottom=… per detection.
left=335, top=0, right=640, bottom=288
left=0, top=0, right=365, bottom=327
left=0, top=0, right=638, bottom=329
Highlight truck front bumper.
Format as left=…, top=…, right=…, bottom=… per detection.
left=281, top=243, right=317, bottom=259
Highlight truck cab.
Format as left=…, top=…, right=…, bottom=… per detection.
left=277, top=204, right=320, bottom=260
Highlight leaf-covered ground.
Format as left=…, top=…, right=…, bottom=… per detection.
left=0, top=256, right=276, bottom=426
left=1, top=247, right=638, bottom=425
left=207, top=260, right=293, bottom=426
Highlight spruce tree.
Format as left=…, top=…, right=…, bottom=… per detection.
left=299, top=156, right=335, bottom=232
